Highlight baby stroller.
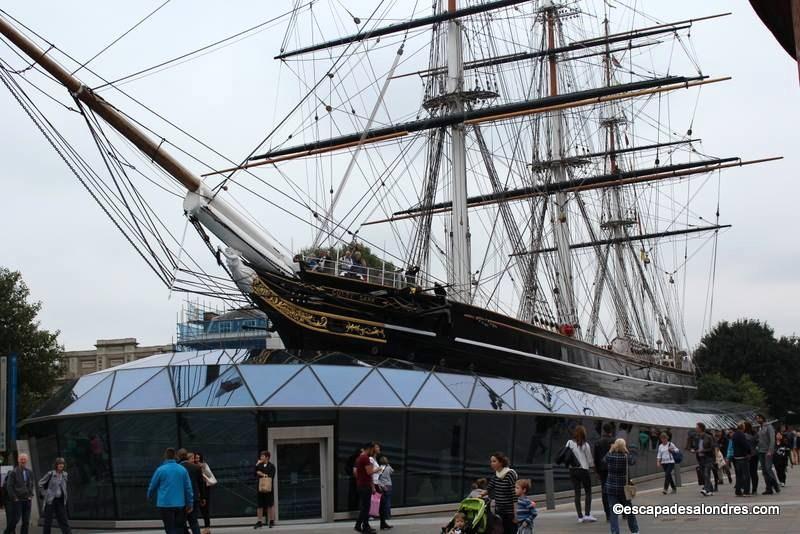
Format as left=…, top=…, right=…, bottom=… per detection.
left=441, top=498, right=488, bottom=534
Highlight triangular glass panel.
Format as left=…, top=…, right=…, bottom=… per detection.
left=61, top=374, right=113, bottom=415
left=341, top=369, right=404, bottom=407
left=72, top=373, right=110, bottom=398
left=238, top=364, right=304, bottom=404
left=264, top=367, right=333, bottom=407
left=187, top=367, right=254, bottom=408
left=170, top=350, right=207, bottom=365
left=480, top=377, right=515, bottom=398
left=312, top=365, right=371, bottom=404
left=434, top=372, right=474, bottom=408
left=171, top=365, right=222, bottom=406
left=107, top=367, right=162, bottom=408
left=378, top=368, right=428, bottom=405
left=114, top=369, right=177, bottom=410
left=410, top=374, right=462, bottom=409
left=513, top=383, right=552, bottom=414
left=470, top=378, right=512, bottom=411
left=118, top=353, right=175, bottom=369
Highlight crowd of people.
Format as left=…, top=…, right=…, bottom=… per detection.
left=1, top=417, right=798, bottom=534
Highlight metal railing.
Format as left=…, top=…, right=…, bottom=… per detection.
left=302, top=255, right=416, bottom=288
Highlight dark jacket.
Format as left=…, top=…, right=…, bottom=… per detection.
left=181, top=461, right=206, bottom=503
left=692, top=432, right=715, bottom=463
left=603, top=452, right=634, bottom=498
left=593, top=435, right=615, bottom=474
left=731, top=430, right=751, bottom=459
left=6, top=466, right=34, bottom=500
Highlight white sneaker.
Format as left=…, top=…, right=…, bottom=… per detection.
left=781, top=483, right=786, bottom=487
left=583, top=515, right=597, bottom=522
left=700, top=489, right=708, bottom=496
left=577, top=516, right=584, bottom=523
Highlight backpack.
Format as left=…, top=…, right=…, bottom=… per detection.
left=555, top=445, right=578, bottom=468
left=671, top=446, right=684, bottom=465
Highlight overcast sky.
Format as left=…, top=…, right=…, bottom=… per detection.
left=1, top=0, right=798, bottom=351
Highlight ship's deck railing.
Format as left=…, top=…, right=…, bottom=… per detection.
left=301, top=255, right=415, bottom=288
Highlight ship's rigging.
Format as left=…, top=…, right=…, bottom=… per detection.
left=0, top=0, right=782, bottom=370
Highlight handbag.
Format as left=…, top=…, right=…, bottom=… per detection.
left=258, top=475, right=272, bottom=493
left=555, top=445, right=577, bottom=468
left=369, top=492, right=381, bottom=517
left=624, top=455, right=636, bottom=501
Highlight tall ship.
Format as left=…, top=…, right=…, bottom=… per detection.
left=0, top=1, right=777, bottom=405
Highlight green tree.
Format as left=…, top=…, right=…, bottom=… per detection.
left=696, top=372, right=767, bottom=411
left=694, top=319, right=800, bottom=418
left=0, top=268, right=64, bottom=422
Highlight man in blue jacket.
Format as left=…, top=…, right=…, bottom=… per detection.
left=147, top=448, right=193, bottom=534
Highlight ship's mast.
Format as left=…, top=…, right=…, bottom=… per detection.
left=601, top=16, right=634, bottom=343
left=544, top=2, right=578, bottom=330
left=445, top=0, right=472, bottom=302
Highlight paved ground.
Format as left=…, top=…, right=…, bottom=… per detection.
left=3, top=467, right=797, bottom=533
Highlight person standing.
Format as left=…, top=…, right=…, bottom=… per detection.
left=354, top=443, right=378, bottom=534
left=603, top=439, right=639, bottom=534
left=5, top=453, right=34, bottom=534
left=38, top=457, right=71, bottom=534
left=774, top=432, right=790, bottom=487
left=593, top=423, right=615, bottom=522
left=255, top=451, right=276, bottom=529
left=376, top=456, right=394, bottom=531
left=792, top=426, right=800, bottom=467
left=486, top=451, right=518, bottom=534
left=147, top=448, right=194, bottom=534
left=656, top=433, right=678, bottom=495
left=178, top=450, right=204, bottom=534
left=2, top=465, right=14, bottom=534
left=195, top=452, right=216, bottom=534
left=744, top=421, right=760, bottom=494
left=755, top=414, right=781, bottom=495
left=731, top=422, right=752, bottom=496
left=691, top=422, right=715, bottom=496
left=565, top=425, right=596, bottom=522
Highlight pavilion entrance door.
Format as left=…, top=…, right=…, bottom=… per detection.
left=267, top=425, right=334, bottom=523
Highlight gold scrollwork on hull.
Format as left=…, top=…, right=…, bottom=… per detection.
left=252, top=277, right=386, bottom=343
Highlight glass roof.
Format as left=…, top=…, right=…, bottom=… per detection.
left=30, top=349, right=755, bottom=429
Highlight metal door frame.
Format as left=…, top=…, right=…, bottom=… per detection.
left=267, top=425, right=334, bottom=523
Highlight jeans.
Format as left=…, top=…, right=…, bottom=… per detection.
left=662, top=463, right=676, bottom=491
left=758, top=452, right=780, bottom=492
left=159, top=507, right=186, bottom=534
left=9, top=500, right=31, bottom=534
left=597, top=470, right=610, bottom=520
left=4, top=499, right=16, bottom=534
left=355, top=486, right=372, bottom=531
left=43, top=497, right=71, bottom=534
left=749, top=454, right=760, bottom=493
left=698, top=457, right=714, bottom=493
left=569, top=468, right=592, bottom=517
left=606, top=493, right=639, bottom=534
left=379, top=487, right=392, bottom=522
left=184, top=501, right=201, bottom=534
left=733, top=458, right=751, bottom=495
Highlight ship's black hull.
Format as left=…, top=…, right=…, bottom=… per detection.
left=248, top=268, right=696, bottom=404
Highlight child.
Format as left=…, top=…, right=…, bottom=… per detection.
left=447, top=512, right=467, bottom=534
left=515, top=479, right=538, bottom=534
left=467, top=477, right=488, bottom=498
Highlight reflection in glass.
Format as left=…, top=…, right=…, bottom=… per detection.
left=238, top=364, right=303, bottom=404
left=110, top=414, right=178, bottom=519
left=265, top=367, right=333, bottom=407
left=410, top=375, right=462, bottom=409
left=312, top=365, right=370, bottom=404
left=336, top=411, right=406, bottom=513
left=107, top=368, right=161, bottom=408
left=435, top=373, right=475, bottom=408
left=463, top=413, right=513, bottom=494
left=406, top=412, right=464, bottom=506
left=276, top=442, right=322, bottom=520
left=341, top=370, right=404, bottom=408
left=58, top=416, right=115, bottom=519
left=187, top=367, right=254, bottom=407
left=377, top=369, right=428, bottom=405
left=180, top=411, right=257, bottom=517
left=114, top=369, right=176, bottom=410
left=470, top=379, right=511, bottom=411
left=61, top=374, right=113, bottom=415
